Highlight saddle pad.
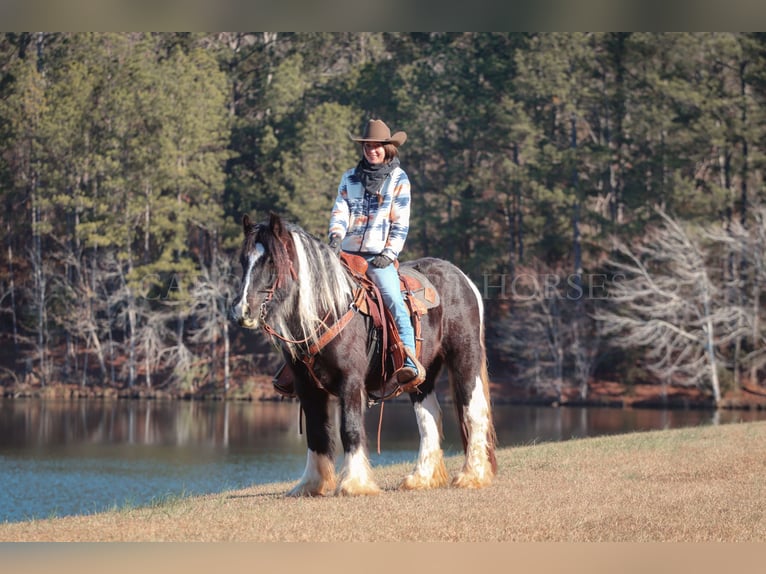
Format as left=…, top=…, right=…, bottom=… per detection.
left=399, top=266, right=440, bottom=310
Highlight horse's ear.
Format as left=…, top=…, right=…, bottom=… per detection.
left=267, top=212, right=297, bottom=281
left=242, top=214, right=253, bottom=233
left=268, top=211, right=285, bottom=238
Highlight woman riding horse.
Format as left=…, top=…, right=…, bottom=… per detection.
left=275, top=118, right=425, bottom=396
left=230, top=120, right=496, bottom=496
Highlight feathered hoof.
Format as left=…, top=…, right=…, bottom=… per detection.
left=335, top=478, right=381, bottom=497
left=400, top=459, right=450, bottom=490
left=286, top=479, right=336, bottom=497
left=451, top=469, right=493, bottom=489
left=399, top=473, right=448, bottom=491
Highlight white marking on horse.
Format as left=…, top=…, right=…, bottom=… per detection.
left=287, top=449, right=336, bottom=497
left=237, top=242, right=265, bottom=320
left=415, top=393, right=443, bottom=465
left=402, top=393, right=449, bottom=489
left=457, top=375, right=493, bottom=485
left=337, top=445, right=380, bottom=496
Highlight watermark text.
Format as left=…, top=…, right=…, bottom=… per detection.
left=481, top=272, right=625, bottom=301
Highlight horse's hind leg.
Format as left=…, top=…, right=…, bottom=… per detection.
left=287, top=391, right=336, bottom=497
left=401, top=369, right=449, bottom=490
left=336, top=384, right=380, bottom=496
left=452, top=361, right=497, bottom=489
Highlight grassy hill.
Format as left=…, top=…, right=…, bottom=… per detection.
left=2, top=420, right=765, bottom=543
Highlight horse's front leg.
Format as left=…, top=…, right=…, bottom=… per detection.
left=336, top=382, right=380, bottom=496
left=287, top=388, right=336, bottom=497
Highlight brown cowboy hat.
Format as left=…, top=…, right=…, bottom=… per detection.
left=350, top=119, right=407, bottom=147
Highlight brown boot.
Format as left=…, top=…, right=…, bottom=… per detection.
left=272, top=363, right=296, bottom=397
left=394, top=348, right=426, bottom=393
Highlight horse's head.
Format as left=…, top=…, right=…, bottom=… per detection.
left=230, top=212, right=297, bottom=330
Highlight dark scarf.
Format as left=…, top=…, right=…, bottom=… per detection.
left=355, top=156, right=400, bottom=196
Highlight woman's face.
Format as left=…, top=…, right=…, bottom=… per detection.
left=363, top=142, right=386, bottom=165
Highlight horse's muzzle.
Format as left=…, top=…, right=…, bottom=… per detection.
left=230, top=300, right=259, bottom=329
left=238, top=316, right=259, bottom=329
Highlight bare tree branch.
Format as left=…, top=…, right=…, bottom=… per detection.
left=595, top=207, right=725, bottom=403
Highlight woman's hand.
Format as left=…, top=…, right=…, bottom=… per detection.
left=329, top=234, right=342, bottom=254
left=370, top=254, right=393, bottom=268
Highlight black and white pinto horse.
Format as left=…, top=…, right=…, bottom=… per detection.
left=230, top=213, right=496, bottom=496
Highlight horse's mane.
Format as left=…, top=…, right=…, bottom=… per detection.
left=265, top=219, right=354, bottom=357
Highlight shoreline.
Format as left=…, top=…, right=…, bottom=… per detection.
left=3, top=380, right=766, bottom=411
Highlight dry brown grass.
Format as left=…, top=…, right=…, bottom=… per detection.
left=2, top=420, right=766, bottom=542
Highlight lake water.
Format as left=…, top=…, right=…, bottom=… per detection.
left=1, top=398, right=764, bottom=524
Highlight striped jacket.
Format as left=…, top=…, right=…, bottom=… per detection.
left=328, top=164, right=411, bottom=260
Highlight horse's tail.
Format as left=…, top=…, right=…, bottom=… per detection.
left=480, top=357, right=498, bottom=475
left=453, top=323, right=497, bottom=477
left=452, top=266, right=497, bottom=477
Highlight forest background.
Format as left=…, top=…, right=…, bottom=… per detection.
left=2, top=32, right=766, bottom=406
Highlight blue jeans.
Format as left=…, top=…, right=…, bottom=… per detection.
left=364, top=256, right=417, bottom=369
